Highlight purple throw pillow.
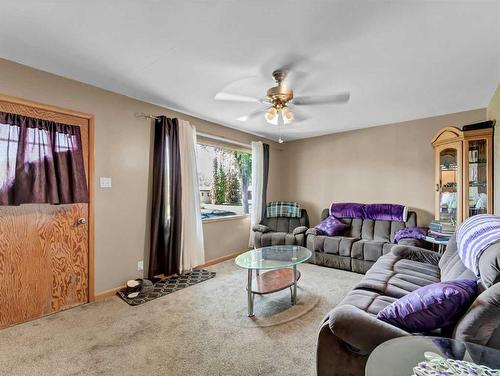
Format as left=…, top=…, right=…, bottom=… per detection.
left=315, top=215, right=349, bottom=236
left=377, top=279, right=477, bottom=333
left=394, top=226, right=428, bottom=243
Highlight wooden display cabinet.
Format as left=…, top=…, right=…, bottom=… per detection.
left=431, top=125, right=493, bottom=225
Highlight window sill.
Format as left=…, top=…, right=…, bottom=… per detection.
left=202, top=214, right=250, bottom=224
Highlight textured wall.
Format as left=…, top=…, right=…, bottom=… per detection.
left=487, top=84, right=500, bottom=214
left=280, top=109, right=486, bottom=226
left=0, top=58, right=282, bottom=293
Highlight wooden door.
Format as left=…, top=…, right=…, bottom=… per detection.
left=0, top=95, right=94, bottom=329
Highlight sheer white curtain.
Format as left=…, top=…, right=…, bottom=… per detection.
left=249, top=141, right=264, bottom=247
left=178, top=119, right=205, bottom=272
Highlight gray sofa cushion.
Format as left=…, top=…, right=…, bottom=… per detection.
left=313, top=252, right=351, bottom=271
left=439, top=235, right=476, bottom=282
left=310, top=209, right=422, bottom=273
left=392, top=244, right=441, bottom=265
left=319, top=209, right=418, bottom=241
left=354, top=252, right=440, bottom=299
left=339, top=289, right=397, bottom=315
left=252, top=224, right=271, bottom=233
left=307, top=234, right=358, bottom=255
left=262, top=210, right=309, bottom=233
left=327, top=303, right=409, bottom=355
left=478, top=242, right=500, bottom=288
left=254, top=208, right=309, bottom=248
left=453, top=282, right=500, bottom=348
left=257, top=232, right=297, bottom=246
left=440, top=234, right=500, bottom=289
left=292, top=226, right=308, bottom=235
left=352, top=240, right=385, bottom=261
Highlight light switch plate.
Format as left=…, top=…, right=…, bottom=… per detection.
left=99, top=177, right=112, bottom=188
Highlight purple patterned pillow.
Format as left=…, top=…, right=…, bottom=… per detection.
left=394, top=226, right=428, bottom=243
left=377, top=279, right=478, bottom=333
left=315, top=215, right=349, bottom=236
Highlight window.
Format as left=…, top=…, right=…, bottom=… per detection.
left=196, top=143, right=252, bottom=220
left=0, top=123, right=19, bottom=191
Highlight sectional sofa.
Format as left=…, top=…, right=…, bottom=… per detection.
left=306, top=208, right=425, bottom=273
left=316, top=235, right=500, bottom=376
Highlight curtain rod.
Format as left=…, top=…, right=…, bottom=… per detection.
left=197, top=132, right=251, bottom=149
left=135, top=112, right=160, bottom=120
left=135, top=112, right=252, bottom=149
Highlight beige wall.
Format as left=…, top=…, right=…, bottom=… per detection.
left=0, top=58, right=282, bottom=294
left=487, top=84, right=500, bottom=213
left=0, top=57, right=490, bottom=295
left=280, top=109, right=486, bottom=226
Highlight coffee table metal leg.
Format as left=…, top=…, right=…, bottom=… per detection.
left=247, top=269, right=254, bottom=317
left=292, top=265, right=297, bottom=305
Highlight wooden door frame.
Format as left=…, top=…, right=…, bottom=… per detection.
left=0, top=94, right=96, bottom=302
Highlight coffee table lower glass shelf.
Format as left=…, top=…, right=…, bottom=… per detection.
left=235, top=245, right=312, bottom=317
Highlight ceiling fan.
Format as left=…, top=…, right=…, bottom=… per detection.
left=214, top=69, right=350, bottom=141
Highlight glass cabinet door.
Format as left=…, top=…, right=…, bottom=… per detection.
left=466, top=139, right=488, bottom=217
left=438, top=148, right=459, bottom=225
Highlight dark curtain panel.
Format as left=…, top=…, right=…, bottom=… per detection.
left=261, top=143, right=269, bottom=216
left=0, top=111, right=88, bottom=205
left=149, top=116, right=182, bottom=278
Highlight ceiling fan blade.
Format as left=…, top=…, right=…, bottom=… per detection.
left=214, top=92, right=268, bottom=104
left=292, top=92, right=350, bottom=106
left=282, top=70, right=308, bottom=90
left=236, top=109, right=265, bottom=122
left=292, top=110, right=308, bottom=123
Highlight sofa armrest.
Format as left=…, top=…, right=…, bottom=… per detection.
left=397, top=238, right=432, bottom=249
left=328, top=305, right=409, bottom=354
left=306, top=228, right=319, bottom=236
left=252, top=224, right=271, bottom=233
left=293, top=226, right=308, bottom=235
left=391, top=244, right=441, bottom=265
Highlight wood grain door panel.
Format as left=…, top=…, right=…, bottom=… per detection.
left=0, top=96, right=92, bottom=329
left=0, top=204, right=88, bottom=327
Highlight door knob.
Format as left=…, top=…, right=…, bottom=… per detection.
left=77, top=218, right=87, bottom=225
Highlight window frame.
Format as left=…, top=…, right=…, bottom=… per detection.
left=196, top=137, right=252, bottom=223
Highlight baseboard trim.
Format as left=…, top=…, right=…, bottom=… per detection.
left=94, top=286, right=125, bottom=301
left=93, top=250, right=247, bottom=301
left=197, top=249, right=247, bottom=268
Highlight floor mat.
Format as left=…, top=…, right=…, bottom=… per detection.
left=117, top=269, right=216, bottom=306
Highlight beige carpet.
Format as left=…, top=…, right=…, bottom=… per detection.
left=0, top=260, right=362, bottom=376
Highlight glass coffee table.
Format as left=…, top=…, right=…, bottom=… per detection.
left=235, top=245, right=312, bottom=317
left=366, top=336, right=500, bottom=375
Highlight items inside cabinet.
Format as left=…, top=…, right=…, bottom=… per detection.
left=431, top=120, right=493, bottom=224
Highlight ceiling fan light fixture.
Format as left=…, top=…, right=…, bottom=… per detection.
left=265, top=107, right=278, bottom=125
left=281, top=106, right=294, bottom=124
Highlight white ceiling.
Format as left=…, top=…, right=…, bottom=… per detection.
left=0, top=1, right=499, bottom=141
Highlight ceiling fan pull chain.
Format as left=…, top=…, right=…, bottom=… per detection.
left=278, top=112, right=284, bottom=144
